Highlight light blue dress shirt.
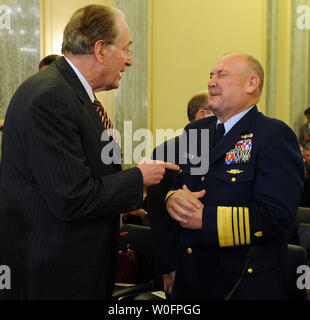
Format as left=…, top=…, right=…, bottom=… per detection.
left=217, top=105, right=255, bottom=135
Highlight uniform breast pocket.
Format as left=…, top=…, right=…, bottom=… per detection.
left=216, top=164, right=255, bottom=185
left=215, top=164, right=255, bottom=202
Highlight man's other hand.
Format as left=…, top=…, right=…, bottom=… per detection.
left=166, top=185, right=206, bottom=227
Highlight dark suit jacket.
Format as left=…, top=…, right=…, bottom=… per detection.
left=0, top=57, right=144, bottom=299
left=146, top=137, right=180, bottom=277
left=0, top=188, right=28, bottom=299
left=164, top=106, right=304, bottom=300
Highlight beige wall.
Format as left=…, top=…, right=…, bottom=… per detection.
left=40, top=0, right=310, bottom=143
left=152, top=0, right=266, bottom=139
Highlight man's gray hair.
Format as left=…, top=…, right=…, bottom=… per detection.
left=62, top=5, right=124, bottom=55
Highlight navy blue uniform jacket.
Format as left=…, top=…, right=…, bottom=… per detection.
left=167, top=106, right=304, bottom=300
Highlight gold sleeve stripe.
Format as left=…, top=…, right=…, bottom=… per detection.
left=244, top=207, right=251, bottom=245
left=217, top=207, right=234, bottom=247
left=217, top=206, right=251, bottom=247
left=165, top=190, right=177, bottom=202
left=238, top=207, right=245, bottom=245
left=232, top=207, right=240, bottom=246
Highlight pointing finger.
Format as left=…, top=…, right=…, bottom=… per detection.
left=161, top=162, right=180, bottom=171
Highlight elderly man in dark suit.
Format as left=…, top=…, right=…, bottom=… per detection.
left=0, top=4, right=178, bottom=300
left=163, top=53, right=304, bottom=299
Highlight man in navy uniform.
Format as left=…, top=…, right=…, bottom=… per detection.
left=164, top=53, right=304, bottom=299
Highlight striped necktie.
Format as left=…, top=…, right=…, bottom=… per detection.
left=93, top=96, right=119, bottom=146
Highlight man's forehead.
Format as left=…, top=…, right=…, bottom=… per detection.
left=117, top=16, right=132, bottom=44
left=211, top=55, right=246, bottom=74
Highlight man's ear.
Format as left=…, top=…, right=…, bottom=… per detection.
left=93, top=40, right=109, bottom=64
left=195, top=109, right=206, bottom=120
left=246, top=75, right=260, bottom=94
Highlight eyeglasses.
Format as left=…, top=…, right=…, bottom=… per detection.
left=109, top=43, right=134, bottom=58
left=209, top=70, right=230, bottom=80
left=122, top=47, right=134, bottom=57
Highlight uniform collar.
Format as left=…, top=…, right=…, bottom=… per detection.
left=217, top=105, right=256, bottom=135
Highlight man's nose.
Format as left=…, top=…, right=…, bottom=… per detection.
left=126, top=55, right=133, bottom=67
left=208, top=77, right=215, bottom=88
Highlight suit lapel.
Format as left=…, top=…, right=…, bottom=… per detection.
left=210, top=106, right=259, bottom=166
left=55, top=57, right=106, bottom=136
left=55, top=57, right=122, bottom=170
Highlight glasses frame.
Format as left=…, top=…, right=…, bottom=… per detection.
left=108, top=43, right=134, bottom=58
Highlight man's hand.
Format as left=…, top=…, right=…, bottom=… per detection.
left=166, top=185, right=205, bottom=229
left=137, top=158, right=179, bottom=187
left=163, top=271, right=176, bottom=296
left=124, top=209, right=146, bottom=217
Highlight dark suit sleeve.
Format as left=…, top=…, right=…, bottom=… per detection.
left=147, top=173, right=179, bottom=275
left=201, top=122, right=304, bottom=247
left=22, top=91, right=143, bottom=222
left=147, top=139, right=180, bottom=275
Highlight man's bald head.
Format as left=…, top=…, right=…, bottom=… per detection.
left=223, top=53, right=264, bottom=97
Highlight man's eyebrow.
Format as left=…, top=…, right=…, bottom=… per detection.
left=210, top=69, right=225, bottom=75
left=210, top=69, right=229, bottom=76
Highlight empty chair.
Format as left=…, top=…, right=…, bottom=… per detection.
left=113, top=224, right=164, bottom=301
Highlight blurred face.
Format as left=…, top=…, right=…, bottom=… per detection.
left=39, top=65, right=48, bottom=71
left=304, top=149, right=310, bottom=164
left=208, top=54, right=251, bottom=122
left=100, top=16, right=133, bottom=91
left=306, top=114, right=310, bottom=123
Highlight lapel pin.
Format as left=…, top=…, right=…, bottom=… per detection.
left=227, top=169, right=244, bottom=175
left=241, top=133, right=253, bottom=139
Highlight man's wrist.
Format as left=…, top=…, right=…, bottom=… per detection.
left=165, top=190, right=177, bottom=203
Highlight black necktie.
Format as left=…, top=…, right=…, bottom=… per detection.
left=213, top=123, right=225, bottom=146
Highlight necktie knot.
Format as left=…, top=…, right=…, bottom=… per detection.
left=217, top=123, right=225, bottom=136
left=214, top=123, right=225, bottom=146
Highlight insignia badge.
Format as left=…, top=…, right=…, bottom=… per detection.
left=241, top=133, right=253, bottom=139
left=227, top=169, right=244, bottom=174
left=225, top=139, right=252, bottom=165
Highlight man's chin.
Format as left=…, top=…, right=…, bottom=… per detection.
left=208, top=104, right=216, bottom=112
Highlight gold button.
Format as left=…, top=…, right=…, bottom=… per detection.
left=247, top=268, right=253, bottom=274
left=201, top=176, right=205, bottom=182
left=187, top=248, right=193, bottom=255
left=179, top=169, right=183, bottom=173
left=231, top=177, right=236, bottom=182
